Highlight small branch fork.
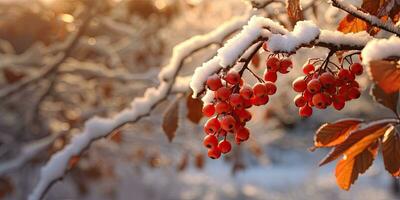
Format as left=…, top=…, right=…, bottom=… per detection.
left=330, top=0, right=400, bottom=37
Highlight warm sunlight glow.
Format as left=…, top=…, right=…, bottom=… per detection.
left=60, top=13, right=74, bottom=23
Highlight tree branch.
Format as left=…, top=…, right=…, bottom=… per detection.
left=330, top=0, right=400, bottom=36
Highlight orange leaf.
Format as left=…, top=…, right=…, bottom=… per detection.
left=287, top=0, right=304, bottom=24
left=319, top=121, right=392, bottom=166
left=337, top=14, right=368, bottom=34
left=251, top=53, right=260, bottom=69
left=382, top=126, right=400, bottom=176
left=368, top=60, right=400, bottom=94
left=370, top=84, right=399, bottom=114
left=314, top=119, right=363, bottom=148
left=335, top=142, right=378, bottom=190
left=109, top=130, right=122, bottom=144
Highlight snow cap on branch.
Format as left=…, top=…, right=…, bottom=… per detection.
left=319, top=30, right=372, bottom=48
left=361, top=36, right=400, bottom=65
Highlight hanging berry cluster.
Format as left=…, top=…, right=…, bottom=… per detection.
left=292, top=54, right=364, bottom=117
left=201, top=43, right=293, bottom=159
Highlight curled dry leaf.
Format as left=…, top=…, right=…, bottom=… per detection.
left=162, top=96, right=180, bottom=142
left=314, top=119, right=363, bottom=148
left=2, top=68, right=26, bottom=84
left=368, top=60, right=400, bottom=94
left=382, top=126, right=400, bottom=176
left=319, top=122, right=392, bottom=166
left=371, top=84, right=399, bottom=114
left=287, top=0, right=304, bottom=24
left=186, top=93, right=203, bottom=124
left=335, top=141, right=378, bottom=190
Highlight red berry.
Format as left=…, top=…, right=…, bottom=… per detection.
left=253, top=83, right=268, bottom=98
left=218, top=140, right=232, bottom=154
left=243, top=99, right=252, bottom=108
left=203, top=135, right=218, bottom=148
left=299, top=105, right=313, bottom=117
left=303, top=89, right=313, bottom=101
left=350, top=81, right=359, bottom=88
left=294, top=94, right=306, bottom=107
left=206, top=75, right=222, bottom=91
left=348, top=87, right=361, bottom=99
left=208, top=147, right=221, bottom=159
left=215, top=101, right=231, bottom=114
left=236, top=126, right=250, bottom=141
left=235, top=109, right=252, bottom=123
left=333, top=95, right=345, bottom=110
left=338, top=69, right=354, bottom=83
left=318, top=72, right=336, bottom=89
left=240, top=85, right=253, bottom=100
left=338, top=85, right=350, bottom=101
left=225, top=71, right=241, bottom=85
left=350, top=63, right=363, bottom=76
left=312, top=93, right=329, bottom=109
left=266, top=57, right=280, bottom=72
left=263, top=70, right=278, bottom=82
left=265, top=82, right=277, bottom=95
left=215, top=87, right=231, bottom=101
left=220, top=115, right=236, bottom=131
left=204, top=118, right=220, bottom=134
left=292, top=77, right=307, bottom=92
left=202, top=104, right=215, bottom=117
left=302, top=64, right=315, bottom=75
left=307, top=79, right=322, bottom=94
left=279, top=58, right=292, bottom=74
left=251, top=95, right=269, bottom=106
left=229, top=94, right=244, bottom=109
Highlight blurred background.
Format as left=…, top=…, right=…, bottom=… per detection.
left=0, top=0, right=399, bottom=199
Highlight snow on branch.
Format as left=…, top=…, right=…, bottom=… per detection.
left=330, top=0, right=400, bottom=37
left=28, top=13, right=250, bottom=200
left=190, top=16, right=373, bottom=98
left=361, top=36, right=400, bottom=65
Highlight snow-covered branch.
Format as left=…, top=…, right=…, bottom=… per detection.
left=361, top=36, right=400, bottom=64
left=28, top=13, right=250, bottom=200
left=330, top=0, right=400, bottom=36
left=190, top=16, right=373, bottom=97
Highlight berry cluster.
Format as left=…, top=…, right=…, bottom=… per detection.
left=201, top=52, right=293, bottom=159
left=292, top=61, right=363, bottom=117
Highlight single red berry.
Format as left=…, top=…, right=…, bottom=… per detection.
left=312, top=93, right=329, bottom=109
left=206, top=75, right=222, bottom=91
left=279, top=58, right=292, bottom=74
left=333, top=95, right=345, bottom=110
left=299, top=105, right=313, bottom=117
left=318, top=72, right=336, bottom=89
left=303, top=89, right=313, bottom=101
left=208, top=147, right=221, bottom=159
left=265, top=82, right=277, bottom=95
left=350, top=63, right=363, bottom=76
left=204, top=118, right=220, bottom=134
left=294, top=94, right=306, bottom=107
left=251, top=95, right=269, bottom=106
left=225, top=71, right=241, bottom=85
left=243, top=99, right=252, bottom=108
left=235, top=109, right=252, bottom=123
left=325, top=86, right=337, bottom=95
left=350, top=81, right=360, bottom=88
left=302, top=64, right=315, bottom=75
left=266, top=57, right=280, bottom=72
left=253, top=83, right=268, bottom=98
left=236, top=126, right=250, bottom=141
left=263, top=70, right=278, bottom=82
left=202, top=104, right=215, bottom=117
left=220, top=115, right=236, bottom=131
left=307, top=79, right=322, bottom=94
left=203, top=135, right=218, bottom=148
left=338, top=69, right=354, bottom=83
left=348, top=87, right=361, bottom=99
left=229, top=94, right=244, bottom=109
left=239, top=85, right=253, bottom=100
left=215, top=101, right=231, bottom=114
left=215, top=87, right=231, bottom=101
left=338, top=85, right=350, bottom=101
left=292, top=77, right=307, bottom=92
left=218, top=140, right=232, bottom=154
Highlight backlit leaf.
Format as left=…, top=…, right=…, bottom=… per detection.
left=371, top=84, right=399, bottom=114
left=369, top=60, right=400, bottom=94
left=287, top=0, right=304, bottom=24
left=162, top=97, right=180, bottom=142
left=186, top=93, right=203, bottom=124
left=382, top=126, right=400, bottom=176
left=314, top=119, right=363, bottom=148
